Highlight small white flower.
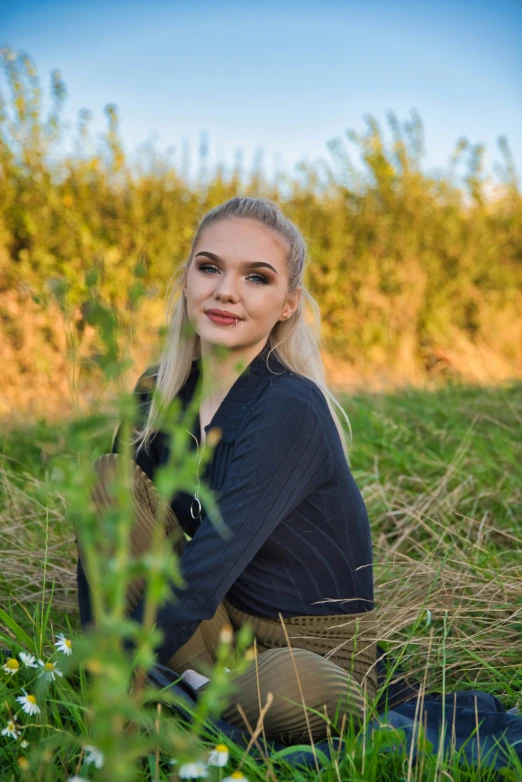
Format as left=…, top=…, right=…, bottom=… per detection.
left=20, top=739, right=29, bottom=748
left=2, top=657, right=20, bottom=674
left=223, top=773, right=249, bottom=782
left=83, top=744, right=104, bottom=769
left=178, top=760, right=209, bottom=779
left=67, top=777, right=89, bottom=782
left=16, top=690, right=41, bottom=716
left=1, top=719, right=19, bottom=739
left=54, top=633, right=72, bottom=656
left=208, top=744, right=229, bottom=767
left=19, top=652, right=38, bottom=668
left=37, top=659, right=63, bottom=682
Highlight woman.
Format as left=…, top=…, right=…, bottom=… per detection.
left=76, top=196, right=377, bottom=745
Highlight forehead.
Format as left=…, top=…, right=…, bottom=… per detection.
left=195, top=218, right=289, bottom=265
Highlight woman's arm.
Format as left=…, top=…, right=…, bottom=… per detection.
left=130, top=382, right=335, bottom=666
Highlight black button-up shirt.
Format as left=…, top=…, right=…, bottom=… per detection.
left=77, top=342, right=374, bottom=665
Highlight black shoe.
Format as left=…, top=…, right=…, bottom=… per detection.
left=145, top=664, right=200, bottom=723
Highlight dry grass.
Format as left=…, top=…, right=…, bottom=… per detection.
left=1, top=441, right=520, bottom=699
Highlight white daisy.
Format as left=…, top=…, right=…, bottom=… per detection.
left=2, top=657, right=20, bottom=675
left=16, top=690, right=41, bottom=716
left=20, top=739, right=29, bottom=748
left=83, top=744, right=104, bottom=769
left=1, top=719, right=19, bottom=739
left=54, top=633, right=72, bottom=656
left=208, top=744, right=229, bottom=767
left=178, top=760, right=209, bottom=779
left=223, top=773, right=249, bottom=782
left=37, top=660, right=63, bottom=682
left=19, top=652, right=38, bottom=668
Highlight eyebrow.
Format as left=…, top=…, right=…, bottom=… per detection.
left=194, top=251, right=278, bottom=275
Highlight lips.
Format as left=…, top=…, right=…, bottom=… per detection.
left=206, top=311, right=241, bottom=326
left=206, top=309, right=242, bottom=320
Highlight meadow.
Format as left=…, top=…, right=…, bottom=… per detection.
left=0, top=46, right=521, bottom=780
left=1, top=377, right=521, bottom=780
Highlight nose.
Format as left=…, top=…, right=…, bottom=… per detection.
left=214, top=271, right=239, bottom=302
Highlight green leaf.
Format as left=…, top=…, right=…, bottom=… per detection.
left=0, top=607, right=35, bottom=651
left=269, top=744, right=330, bottom=766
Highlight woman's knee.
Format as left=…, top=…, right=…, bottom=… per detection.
left=222, top=647, right=364, bottom=729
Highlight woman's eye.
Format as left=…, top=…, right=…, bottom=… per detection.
left=197, top=264, right=268, bottom=285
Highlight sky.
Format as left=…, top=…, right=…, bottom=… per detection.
left=1, top=0, right=521, bottom=186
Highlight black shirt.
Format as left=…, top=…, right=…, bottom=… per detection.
left=77, top=342, right=374, bottom=666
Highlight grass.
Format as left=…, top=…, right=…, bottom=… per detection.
left=0, top=381, right=521, bottom=780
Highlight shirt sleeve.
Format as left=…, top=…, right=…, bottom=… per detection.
left=130, top=382, right=335, bottom=666
left=76, top=552, right=93, bottom=629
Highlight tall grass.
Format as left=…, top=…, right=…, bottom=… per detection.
left=1, top=46, right=522, bottom=421
left=0, top=289, right=520, bottom=776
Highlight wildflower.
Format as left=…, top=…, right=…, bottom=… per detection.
left=208, top=744, right=229, bottom=767
left=67, top=778, right=89, bottom=782
left=219, top=625, right=233, bottom=645
left=178, top=760, right=209, bottom=779
left=2, top=657, right=20, bottom=675
left=1, top=719, right=20, bottom=739
left=54, top=633, right=72, bottom=656
left=85, top=658, right=103, bottom=675
left=17, top=756, right=30, bottom=771
left=83, top=744, right=104, bottom=769
left=19, top=652, right=38, bottom=669
left=37, top=660, right=63, bottom=682
left=223, top=773, right=249, bottom=782
left=16, top=690, right=41, bottom=716
left=20, top=739, right=29, bottom=748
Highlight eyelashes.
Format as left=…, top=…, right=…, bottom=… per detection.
left=197, top=263, right=269, bottom=286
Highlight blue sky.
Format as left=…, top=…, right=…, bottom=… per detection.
left=1, top=0, right=521, bottom=184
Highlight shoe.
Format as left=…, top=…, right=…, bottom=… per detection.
left=145, top=663, right=200, bottom=723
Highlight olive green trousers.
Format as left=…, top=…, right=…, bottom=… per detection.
left=79, top=453, right=378, bottom=744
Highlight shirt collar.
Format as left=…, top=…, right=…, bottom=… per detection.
left=182, top=341, right=288, bottom=442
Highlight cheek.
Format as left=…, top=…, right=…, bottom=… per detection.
left=187, top=270, right=212, bottom=298
left=248, top=289, right=282, bottom=316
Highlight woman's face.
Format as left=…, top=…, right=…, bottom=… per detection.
left=183, top=217, right=300, bottom=353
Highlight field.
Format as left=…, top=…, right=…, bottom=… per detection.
left=1, top=45, right=521, bottom=781
left=1, top=381, right=521, bottom=780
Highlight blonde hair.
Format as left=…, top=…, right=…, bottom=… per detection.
left=132, top=196, right=352, bottom=460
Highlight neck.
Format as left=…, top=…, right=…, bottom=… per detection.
left=199, top=338, right=269, bottom=405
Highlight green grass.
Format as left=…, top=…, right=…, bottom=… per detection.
left=0, top=382, right=521, bottom=780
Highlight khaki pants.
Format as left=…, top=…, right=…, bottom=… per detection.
left=78, top=453, right=378, bottom=744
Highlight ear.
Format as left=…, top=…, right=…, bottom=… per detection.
left=280, top=287, right=301, bottom=321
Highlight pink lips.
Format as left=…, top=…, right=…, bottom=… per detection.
left=206, top=312, right=239, bottom=326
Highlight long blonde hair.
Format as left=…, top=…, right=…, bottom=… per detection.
left=132, top=196, right=352, bottom=460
